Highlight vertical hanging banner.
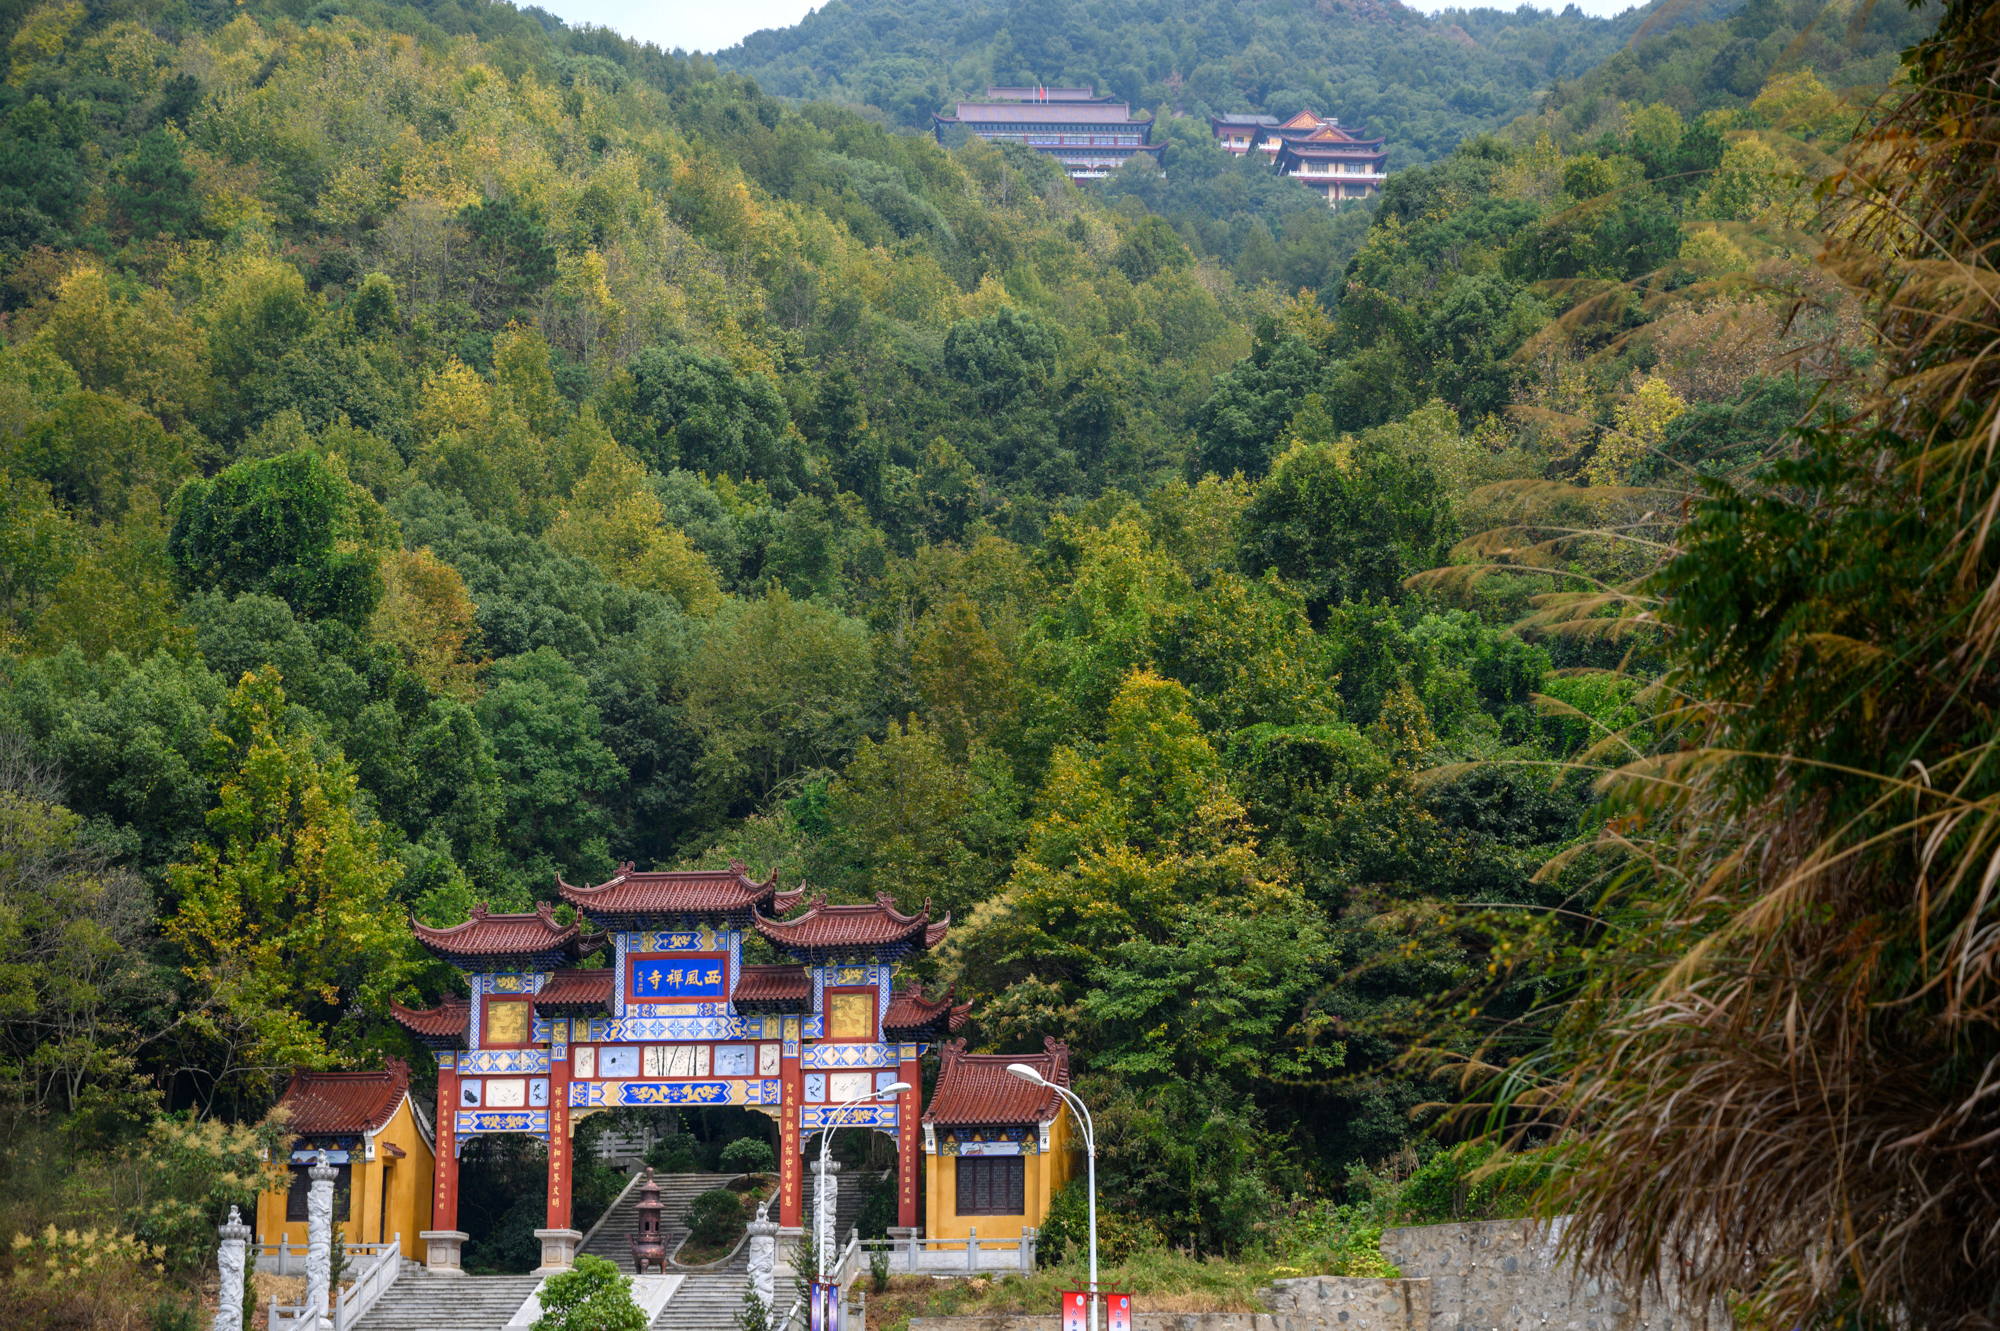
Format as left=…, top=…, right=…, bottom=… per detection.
left=1106, top=1293, right=1132, bottom=1331
left=808, top=1280, right=842, bottom=1331
left=1062, top=1291, right=1088, bottom=1331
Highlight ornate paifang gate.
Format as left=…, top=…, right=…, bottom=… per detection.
left=391, top=867, right=969, bottom=1267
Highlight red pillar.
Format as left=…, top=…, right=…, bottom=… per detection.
left=546, top=1020, right=573, bottom=1231
left=897, top=1045, right=921, bottom=1230
left=434, top=1053, right=460, bottom=1231
left=779, top=1016, right=804, bottom=1228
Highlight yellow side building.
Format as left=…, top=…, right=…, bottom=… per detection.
left=922, top=1037, right=1077, bottom=1243
left=254, top=1057, right=437, bottom=1263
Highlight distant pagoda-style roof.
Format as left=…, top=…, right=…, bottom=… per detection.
left=733, top=964, right=811, bottom=1013
left=1274, top=119, right=1384, bottom=151
left=936, top=100, right=1154, bottom=126
left=984, top=85, right=1108, bottom=101
left=535, top=968, right=613, bottom=1016
left=884, top=982, right=971, bottom=1040
left=924, top=1037, right=1070, bottom=1127
left=752, top=892, right=947, bottom=964
left=411, top=902, right=605, bottom=971
left=390, top=996, right=470, bottom=1048
left=558, top=861, right=787, bottom=929
left=278, top=1058, right=415, bottom=1136
left=1208, top=112, right=1280, bottom=129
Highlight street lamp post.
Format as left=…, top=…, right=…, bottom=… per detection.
left=817, top=1082, right=912, bottom=1282
left=1007, top=1063, right=1096, bottom=1331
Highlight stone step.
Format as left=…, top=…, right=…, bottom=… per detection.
left=349, top=1273, right=545, bottom=1331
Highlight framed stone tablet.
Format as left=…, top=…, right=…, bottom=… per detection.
left=827, top=992, right=874, bottom=1042
left=483, top=998, right=532, bottom=1047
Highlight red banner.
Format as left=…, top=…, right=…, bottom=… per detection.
left=1061, top=1291, right=1088, bottom=1331
left=1106, top=1293, right=1133, bottom=1331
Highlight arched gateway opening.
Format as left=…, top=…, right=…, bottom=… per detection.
left=389, top=865, right=967, bottom=1274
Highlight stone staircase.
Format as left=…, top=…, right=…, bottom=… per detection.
left=828, top=1169, right=885, bottom=1244
left=651, top=1254, right=753, bottom=1331
left=347, top=1272, right=544, bottom=1331
left=578, top=1171, right=747, bottom=1274
left=578, top=1171, right=757, bottom=1330
left=350, top=1169, right=882, bottom=1331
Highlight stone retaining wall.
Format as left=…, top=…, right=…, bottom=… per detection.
left=1381, top=1219, right=1723, bottom=1331
left=906, top=1218, right=1728, bottom=1331
left=1261, top=1275, right=1431, bottom=1331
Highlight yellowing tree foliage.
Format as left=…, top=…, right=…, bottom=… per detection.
left=163, top=668, right=416, bottom=1087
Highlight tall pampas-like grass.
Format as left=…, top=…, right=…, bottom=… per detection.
left=1501, top=3, right=2000, bottom=1328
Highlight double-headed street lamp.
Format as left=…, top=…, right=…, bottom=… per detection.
left=1006, top=1063, right=1097, bottom=1331
left=817, top=1081, right=911, bottom=1281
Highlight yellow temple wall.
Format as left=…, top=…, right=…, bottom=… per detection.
left=925, top=1111, right=1077, bottom=1244
left=254, top=1096, right=435, bottom=1263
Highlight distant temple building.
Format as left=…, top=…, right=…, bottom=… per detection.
left=933, top=86, right=1165, bottom=180
left=1208, top=108, right=1389, bottom=207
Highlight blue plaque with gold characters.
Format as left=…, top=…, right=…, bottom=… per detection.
left=627, top=952, right=727, bottom=1001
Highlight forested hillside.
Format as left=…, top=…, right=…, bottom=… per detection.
left=0, top=0, right=1939, bottom=1315
left=722, top=0, right=1648, bottom=164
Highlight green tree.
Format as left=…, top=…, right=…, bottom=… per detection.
left=109, top=130, right=206, bottom=240
left=610, top=346, right=798, bottom=494
left=959, top=670, right=1291, bottom=1039
left=162, top=669, right=416, bottom=1097
left=1237, top=438, right=1457, bottom=624
left=167, top=452, right=391, bottom=627
left=532, top=1254, right=647, bottom=1331
left=0, top=757, right=155, bottom=1115
left=474, top=648, right=623, bottom=897
left=682, top=589, right=873, bottom=812
left=825, top=718, right=1021, bottom=920
left=0, top=647, right=226, bottom=875
left=1110, top=215, right=1193, bottom=283
left=1082, top=903, right=1342, bottom=1083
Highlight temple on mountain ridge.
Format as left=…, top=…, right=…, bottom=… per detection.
left=1208, top=108, right=1390, bottom=206
left=933, top=86, right=1165, bottom=180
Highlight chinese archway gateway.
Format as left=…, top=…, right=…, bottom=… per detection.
left=390, top=865, right=968, bottom=1272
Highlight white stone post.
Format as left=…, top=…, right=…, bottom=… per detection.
left=304, top=1152, right=337, bottom=1331
left=746, top=1215, right=781, bottom=1325
left=809, top=1159, right=840, bottom=1268
left=214, top=1205, right=251, bottom=1331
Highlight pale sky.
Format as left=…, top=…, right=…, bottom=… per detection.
left=539, top=0, right=1640, bottom=58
